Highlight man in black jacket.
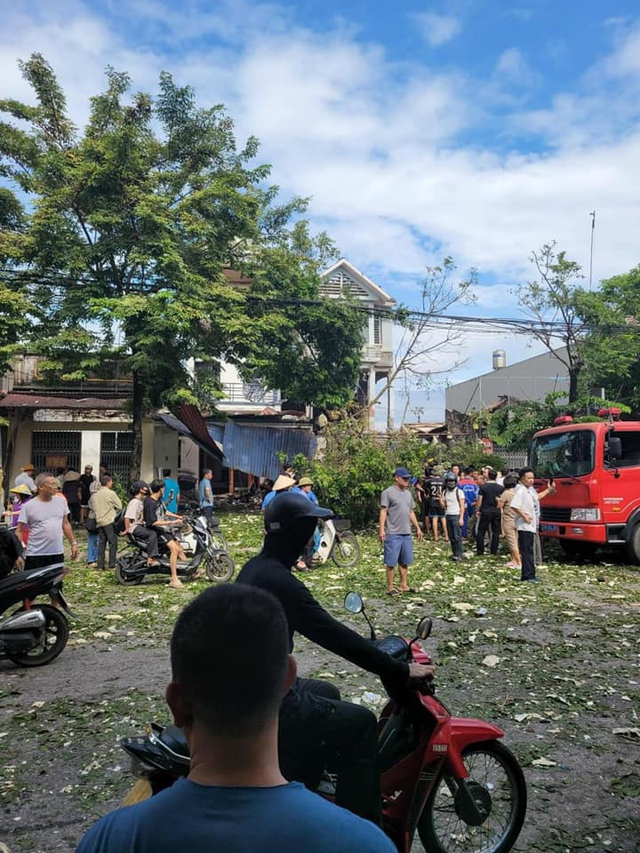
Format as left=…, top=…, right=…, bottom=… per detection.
left=236, top=492, right=434, bottom=825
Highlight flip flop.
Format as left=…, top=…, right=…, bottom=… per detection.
left=400, top=587, right=417, bottom=593
left=387, top=588, right=400, bottom=597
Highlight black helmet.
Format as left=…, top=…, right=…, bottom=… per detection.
left=265, top=491, right=333, bottom=533
left=130, top=480, right=149, bottom=497
left=443, top=471, right=457, bottom=484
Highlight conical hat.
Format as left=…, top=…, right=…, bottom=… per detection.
left=272, top=474, right=296, bottom=492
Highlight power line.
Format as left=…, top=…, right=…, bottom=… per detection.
left=0, top=267, right=633, bottom=336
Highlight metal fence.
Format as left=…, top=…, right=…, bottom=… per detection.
left=494, top=448, right=528, bottom=471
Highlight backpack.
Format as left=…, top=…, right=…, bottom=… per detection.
left=113, top=508, right=126, bottom=535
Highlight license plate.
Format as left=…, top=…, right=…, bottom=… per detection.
left=540, top=523, right=557, bottom=533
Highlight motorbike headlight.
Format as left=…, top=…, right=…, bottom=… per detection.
left=570, top=508, right=600, bottom=522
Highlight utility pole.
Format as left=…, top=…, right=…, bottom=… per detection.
left=589, top=210, right=596, bottom=290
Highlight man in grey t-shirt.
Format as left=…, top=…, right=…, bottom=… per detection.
left=16, top=473, right=79, bottom=572
left=379, top=467, right=423, bottom=596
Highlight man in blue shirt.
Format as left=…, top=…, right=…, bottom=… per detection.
left=198, top=468, right=214, bottom=522
left=75, top=584, right=393, bottom=853
left=161, top=469, right=180, bottom=514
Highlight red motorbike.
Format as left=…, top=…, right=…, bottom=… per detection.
left=120, top=593, right=526, bottom=853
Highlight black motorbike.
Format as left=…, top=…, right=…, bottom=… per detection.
left=0, top=562, right=72, bottom=667
left=115, top=514, right=234, bottom=586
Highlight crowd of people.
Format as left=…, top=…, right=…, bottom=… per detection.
left=1, top=462, right=192, bottom=588
left=408, top=462, right=556, bottom=583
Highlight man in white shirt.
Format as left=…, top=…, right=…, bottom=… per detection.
left=509, top=468, right=538, bottom=582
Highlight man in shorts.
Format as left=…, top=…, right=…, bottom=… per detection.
left=379, top=467, right=423, bottom=596
left=424, top=465, right=448, bottom=542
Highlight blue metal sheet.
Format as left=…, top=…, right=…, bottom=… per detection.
left=222, top=421, right=317, bottom=479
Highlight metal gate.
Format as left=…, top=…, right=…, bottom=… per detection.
left=32, top=431, right=81, bottom=474
left=100, top=431, right=134, bottom=486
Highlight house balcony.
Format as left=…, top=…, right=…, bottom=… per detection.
left=361, top=345, right=393, bottom=369
left=217, top=382, right=281, bottom=411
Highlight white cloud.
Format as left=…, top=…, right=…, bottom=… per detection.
left=413, top=12, right=462, bottom=47
left=4, top=0, right=640, bottom=413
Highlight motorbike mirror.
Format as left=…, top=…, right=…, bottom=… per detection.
left=344, top=591, right=363, bottom=614
left=416, top=617, right=432, bottom=640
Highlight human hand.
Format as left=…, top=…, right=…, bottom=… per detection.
left=379, top=529, right=386, bottom=542
left=409, top=662, right=435, bottom=681
left=416, top=527, right=424, bottom=541
left=70, top=543, right=79, bottom=560
left=15, top=556, right=24, bottom=571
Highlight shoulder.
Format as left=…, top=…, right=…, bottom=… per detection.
left=284, top=785, right=394, bottom=851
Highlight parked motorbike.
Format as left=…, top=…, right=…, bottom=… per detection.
left=0, top=562, right=72, bottom=667
left=311, top=518, right=361, bottom=567
left=115, top=515, right=234, bottom=586
left=118, top=593, right=526, bottom=852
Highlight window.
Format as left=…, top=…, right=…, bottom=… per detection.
left=373, top=316, right=382, bottom=345
left=530, top=429, right=595, bottom=478
left=100, top=431, right=134, bottom=485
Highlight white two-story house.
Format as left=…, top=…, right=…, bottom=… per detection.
left=216, top=258, right=395, bottom=428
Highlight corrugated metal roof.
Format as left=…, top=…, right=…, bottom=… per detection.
left=222, top=421, right=317, bottom=479
left=157, top=412, right=225, bottom=460
left=0, top=393, right=127, bottom=409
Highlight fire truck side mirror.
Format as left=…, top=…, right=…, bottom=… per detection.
left=608, top=436, right=622, bottom=460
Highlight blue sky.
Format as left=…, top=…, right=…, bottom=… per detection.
left=3, top=1, right=640, bottom=421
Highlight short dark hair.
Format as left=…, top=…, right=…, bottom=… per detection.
left=170, top=585, right=289, bottom=737
left=487, top=469, right=497, bottom=481
left=149, top=478, right=164, bottom=493
left=464, top=466, right=475, bottom=475
left=100, top=475, right=112, bottom=487
left=503, top=474, right=518, bottom=489
left=162, top=469, right=171, bottom=477
left=518, top=467, right=535, bottom=480
left=202, top=468, right=212, bottom=477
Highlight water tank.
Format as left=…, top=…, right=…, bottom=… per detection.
left=493, top=350, right=506, bottom=370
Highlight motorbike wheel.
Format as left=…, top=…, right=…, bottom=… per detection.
left=115, top=554, right=145, bottom=586
left=417, top=740, right=527, bottom=853
left=7, top=604, right=69, bottom=667
left=204, top=552, right=235, bottom=583
left=331, top=531, right=361, bottom=567
left=208, top=529, right=228, bottom=551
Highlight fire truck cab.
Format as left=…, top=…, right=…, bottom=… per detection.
left=529, top=411, right=640, bottom=562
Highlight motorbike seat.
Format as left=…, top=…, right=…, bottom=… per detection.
left=160, top=725, right=189, bottom=757
left=0, top=564, right=64, bottom=593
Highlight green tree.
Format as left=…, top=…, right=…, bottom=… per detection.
left=0, top=55, right=365, bottom=479
left=577, top=266, right=640, bottom=415
left=515, top=243, right=587, bottom=402
left=482, top=391, right=630, bottom=450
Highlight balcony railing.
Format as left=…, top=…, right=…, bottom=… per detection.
left=219, top=382, right=280, bottom=406
left=361, top=345, right=393, bottom=367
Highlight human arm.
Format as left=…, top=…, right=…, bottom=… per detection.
left=62, top=516, right=79, bottom=559
left=267, top=571, right=433, bottom=693
left=458, top=491, right=466, bottom=524
left=15, top=521, right=27, bottom=545
left=475, top=493, right=484, bottom=514
left=378, top=506, right=387, bottom=542
left=510, top=489, right=532, bottom=524
left=409, top=509, right=423, bottom=541
left=537, top=480, right=556, bottom=500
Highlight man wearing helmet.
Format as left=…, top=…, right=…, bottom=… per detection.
left=439, top=471, right=466, bottom=561
left=236, top=492, right=434, bottom=826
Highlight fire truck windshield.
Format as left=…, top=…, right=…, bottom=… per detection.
left=530, top=429, right=595, bottom=479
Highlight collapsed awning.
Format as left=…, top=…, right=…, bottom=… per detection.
left=157, top=407, right=224, bottom=461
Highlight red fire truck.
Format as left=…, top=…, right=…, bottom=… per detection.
left=529, top=409, right=640, bottom=562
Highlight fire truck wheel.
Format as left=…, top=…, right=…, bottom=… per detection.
left=625, top=523, right=640, bottom=565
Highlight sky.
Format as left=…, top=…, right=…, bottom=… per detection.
left=3, top=0, right=640, bottom=422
